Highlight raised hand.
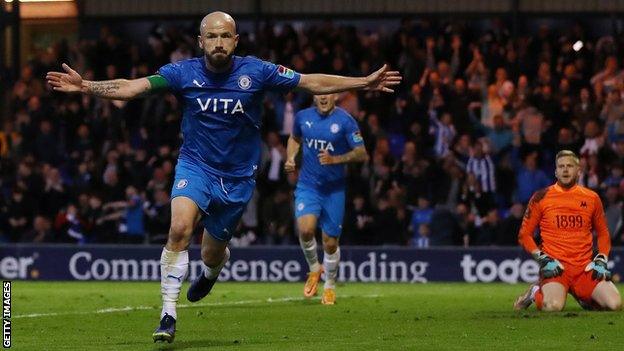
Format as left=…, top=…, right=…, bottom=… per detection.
left=46, top=63, right=83, bottom=93
left=365, top=64, right=402, bottom=93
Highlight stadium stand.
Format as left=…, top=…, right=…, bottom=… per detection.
left=2, top=17, right=624, bottom=248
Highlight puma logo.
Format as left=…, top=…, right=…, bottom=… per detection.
left=193, top=79, right=205, bottom=87
left=166, top=274, right=183, bottom=282
left=305, top=121, right=313, bottom=128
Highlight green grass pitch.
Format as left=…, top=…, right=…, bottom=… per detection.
left=10, top=282, right=624, bottom=350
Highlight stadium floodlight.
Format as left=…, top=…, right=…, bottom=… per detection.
left=573, top=40, right=583, bottom=52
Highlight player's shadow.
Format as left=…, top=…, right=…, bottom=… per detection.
left=474, top=309, right=590, bottom=320
left=198, top=299, right=320, bottom=311
left=154, top=338, right=271, bottom=350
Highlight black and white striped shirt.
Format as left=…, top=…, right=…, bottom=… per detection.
left=429, top=110, right=456, bottom=158
left=466, top=155, right=497, bottom=193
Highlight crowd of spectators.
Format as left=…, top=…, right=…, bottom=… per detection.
left=3, top=18, right=624, bottom=247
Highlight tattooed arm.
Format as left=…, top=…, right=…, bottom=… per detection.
left=46, top=63, right=162, bottom=100
left=318, top=146, right=369, bottom=165
left=83, top=79, right=151, bottom=100
left=298, top=64, right=402, bottom=94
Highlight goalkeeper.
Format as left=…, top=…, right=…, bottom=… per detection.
left=514, top=150, right=621, bottom=311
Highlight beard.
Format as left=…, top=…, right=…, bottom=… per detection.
left=557, top=174, right=578, bottom=188
left=205, top=50, right=232, bottom=69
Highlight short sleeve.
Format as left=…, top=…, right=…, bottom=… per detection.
left=343, top=115, right=364, bottom=149
left=292, top=111, right=303, bottom=138
left=261, top=61, right=301, bottom=92
left=157, top=63, right=183, bottom=92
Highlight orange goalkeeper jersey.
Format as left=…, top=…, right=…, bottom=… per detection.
left=517, top=183, right=611, bottom=266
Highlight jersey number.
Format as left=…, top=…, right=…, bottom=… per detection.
left=555, top=215, right=583, bottom=229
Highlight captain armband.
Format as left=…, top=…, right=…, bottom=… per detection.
left=147, top=75, right=170, bottom=92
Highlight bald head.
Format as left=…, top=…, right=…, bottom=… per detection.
left=198, top=11, right=239, bottom=71
left=200, top=11, right=236, bottom=36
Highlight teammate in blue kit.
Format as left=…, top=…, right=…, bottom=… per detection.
left=285, top=94, right=369, bottom=305
left=46, top=11, right=400, bottom=343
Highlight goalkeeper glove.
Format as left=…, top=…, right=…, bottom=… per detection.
left=584, top=254, right=612, bottom=281
left=534, top=251, right=564, bottom=278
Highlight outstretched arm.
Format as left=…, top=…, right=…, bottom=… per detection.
left=297, top=64, right=402, bottom=94
left=46, top=63, right=166, bottom=100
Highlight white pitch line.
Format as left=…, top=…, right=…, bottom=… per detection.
left=13, top=294, right=381, bottom=319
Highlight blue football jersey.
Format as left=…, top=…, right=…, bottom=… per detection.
left=158, top=56, right=301, bottom=178
left=293, top=106, right=364, bottom=190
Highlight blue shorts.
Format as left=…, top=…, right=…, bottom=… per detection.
left=294, top=186, right=345, bottom=237
left=171, top=159, right=255, bottom=241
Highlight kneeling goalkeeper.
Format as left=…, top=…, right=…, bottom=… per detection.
left=514, top=150, right=621, bottom=311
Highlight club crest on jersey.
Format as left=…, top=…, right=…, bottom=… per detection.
left=580, top=201, right=587, bottom=208
left=330, top=123, right=340, bottom=133
left=277, top=65, right=295, bottom=79
left=176, top=179, right=188, bottom=189
left=238, top=75, right=252, bottom=90
left=352, top=131, right=363, bottom=143
left=305, top=121, right=313, bottom=128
